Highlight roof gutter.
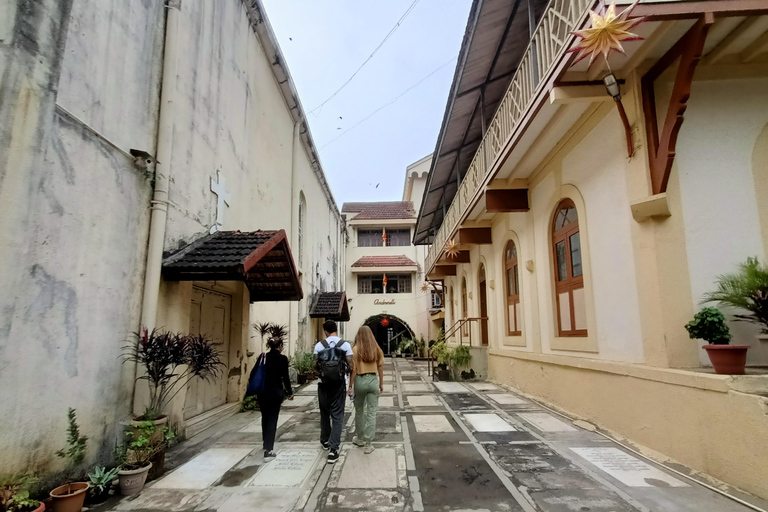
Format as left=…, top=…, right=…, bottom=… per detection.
left=242, top=0, right=342, bottom=223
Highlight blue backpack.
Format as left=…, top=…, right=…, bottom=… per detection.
left=246, top=353, right=266, bottom=396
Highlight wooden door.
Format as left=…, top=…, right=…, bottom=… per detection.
left=479, top=275, right=489, bottom=347
left=184, top=287, right=231, bottom=419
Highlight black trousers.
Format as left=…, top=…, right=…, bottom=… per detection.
left=318, top=382, right=346, bottom=451
left=258, top=395, right=282, bottom=451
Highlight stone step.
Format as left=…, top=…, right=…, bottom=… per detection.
left=184, top=402, right=241, bottom=439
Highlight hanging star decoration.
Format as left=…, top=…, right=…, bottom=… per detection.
left=421, top=282, right=430, bottom=292
left=381, top=317, right=390, bottom=327
left=568, top=1, right=646, bottom=68
left=444, top=238, right=461, bottom=259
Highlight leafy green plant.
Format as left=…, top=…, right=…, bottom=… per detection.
left=451, top=345, right=472, bottom=367
left=416, top=336, right=427, bottom=358
left=86, top=466, right=119, bottom=495
left=267, top=324, right=288, bottom=342
left=122, top=329, right=225, bottom=418
left=399, top=338, right=416, bottom=354
left=1, top=474, right=40, bottom=512
left=291, top=352, right=314, bottom=375
left=117, top=421, right=164, bottom=471
left=241, top=395, right=259, bottom=411
left=703, top=257, right=768, bottom=331
left=430, top=341, right=451, bottom=366
left=55, top=408, right=88, bottom=466
left=685, top=307, right=732, bottom=345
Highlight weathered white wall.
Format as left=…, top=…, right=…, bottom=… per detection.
left=674, top=78, right=768, bottom=365
left=0, top=0, right=162, bottom=473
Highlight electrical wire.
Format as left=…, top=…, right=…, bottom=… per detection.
left=309, top=0, right=423, bottom=115
left=320, top=57, right=457, bottom=149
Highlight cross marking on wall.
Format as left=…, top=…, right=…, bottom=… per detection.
left=210, top=170, right=231, bottom=234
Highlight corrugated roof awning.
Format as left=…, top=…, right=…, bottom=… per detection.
left=351, top=255, right=418, bottom=269
left=162, top=230, right=302, bottom=302
left=310, top=292, right=350, bottom=322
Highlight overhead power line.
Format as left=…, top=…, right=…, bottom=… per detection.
left=320, top=57, right=457, bottom=149
left=309, top=0, right=423, bottom=115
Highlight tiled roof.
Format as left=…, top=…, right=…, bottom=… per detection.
left=351, top=255, right=417, bottom=268
left=162, top=230, right=302, bottom=302
left=342, top=201, right=415, bottom=220
left=310, top=292, right=350, bottom=321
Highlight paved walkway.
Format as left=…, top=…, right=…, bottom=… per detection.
left=108, top=359, right=764, bottom=512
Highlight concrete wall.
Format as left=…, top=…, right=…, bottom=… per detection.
left=0, top=0, right=161, bottom=473
left=0, top=0, right=344, bottom=475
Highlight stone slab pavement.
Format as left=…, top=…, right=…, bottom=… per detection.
left=101, top=358, right=768, bottom=511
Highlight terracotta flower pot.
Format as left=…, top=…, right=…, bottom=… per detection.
left=703, top=344, right=749, bottom=375
left=29, top=503, right=45, bottom=512
left=130, top=415, right=168, bottom=444
left=118, top=463, right=152, bottom=496
left=49, top=482, right=89, bottom=512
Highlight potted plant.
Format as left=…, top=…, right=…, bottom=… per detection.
left=685, top=307, right=746, bottom=374
left=1, top=474, right=44, bottom=512
left=399, top=338, right=416, bottom=358
left=291, top=352, right=314, bottom=384
left=450, top=345, right=472, bottom=380
left=116, top=421, right=163, bottom=496
left=430, top=340, right=452, bottom=381
left=49, top=409, right=89, bottom=512
left=122, top=329, right=224, bottom=478
left=85, top=467, right=119, bottom=505
left=704, top=257, right=768, bottom=358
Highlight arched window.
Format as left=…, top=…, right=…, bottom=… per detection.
left=552, top=199, right=587, bottom=336
left=504, top=241, right=521, bottom=335
left=461, top=277, right=468, bottom=336
left=298, top=194, right=306, bottom=268
left=448, top=286, right=455, bottom=326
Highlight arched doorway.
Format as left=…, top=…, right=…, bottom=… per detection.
left=478, top=264, right=489, bottom=346
left=362, top=314, right=415, bottom=355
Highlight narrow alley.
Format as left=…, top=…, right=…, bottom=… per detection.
left=106, top=360, right=765, bottom=512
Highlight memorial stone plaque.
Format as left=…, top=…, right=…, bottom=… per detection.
left=248, top=449, right=321, bottom=488
left=571, top=447, right=688, bottom=487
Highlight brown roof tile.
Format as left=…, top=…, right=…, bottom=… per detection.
left=310, top=292, right=350, bottom=321
left=351, top=255, right=417, bottom=268
left=342, top=201, right=415, bottom=220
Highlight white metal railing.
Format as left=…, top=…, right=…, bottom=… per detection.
left=425, top=0, right=595, bottom=273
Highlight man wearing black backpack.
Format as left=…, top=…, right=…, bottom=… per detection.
left=314, top=320, right=354, bottom=464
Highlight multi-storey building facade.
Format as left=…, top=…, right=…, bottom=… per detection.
left=416, top=0, right=768, bottom=500
left=342, top=156, right=443, bottom=352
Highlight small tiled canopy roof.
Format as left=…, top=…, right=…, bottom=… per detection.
left=351, top=255, right=417, bottom=268
left=342, top=201, right=415, bottom=220
left=310, top=292, right=350, bottom=322
left=162, top=230, right=302, bottom=302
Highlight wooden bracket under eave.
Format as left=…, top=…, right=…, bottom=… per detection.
left=485, top=189, right=529, bottom=213
left=442, top=250, right=471, bottom=264
left=631, top=193, right=671, bottom=222
left=641, top=13, right=714, bottom=196
left=458, top=227, right=493, bottom=245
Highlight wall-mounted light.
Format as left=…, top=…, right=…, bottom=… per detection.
left=603, top=73, right=634, bottom=158
left=603, top=73, right=621, bottom=101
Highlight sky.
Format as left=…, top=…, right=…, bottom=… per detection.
left=260, top=0, right=472, bottom=207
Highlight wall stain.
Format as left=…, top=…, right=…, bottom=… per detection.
left=25, top=264, right=79, bottom=377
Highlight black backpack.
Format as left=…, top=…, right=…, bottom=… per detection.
left=315, top=339, right=349, bottom=384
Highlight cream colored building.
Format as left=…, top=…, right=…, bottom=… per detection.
left=0, top=0, right=344, bottom=474
left=342, top=156, right=443, bottom=351
left=416, top=0, right=768, bottom=500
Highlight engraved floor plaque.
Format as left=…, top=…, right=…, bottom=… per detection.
left=571, top=448, right=688, bottom=487
left=248, top=449, right=321, bottom=488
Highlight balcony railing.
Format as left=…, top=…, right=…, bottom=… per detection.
left=425, top=0, right=595, bottom=273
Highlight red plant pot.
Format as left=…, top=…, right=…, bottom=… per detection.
left=703, top=345, right=749, bottom=375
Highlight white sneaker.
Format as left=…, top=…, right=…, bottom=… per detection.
left=352, top=436, right=365, bottom=447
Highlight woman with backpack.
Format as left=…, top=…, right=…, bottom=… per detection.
left=256, top=337, right=293, bottom=460
left=347, top=326, right=384, bottom=454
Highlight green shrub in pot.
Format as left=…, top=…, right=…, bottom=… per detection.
left=684, top=307, right=732, bottom=345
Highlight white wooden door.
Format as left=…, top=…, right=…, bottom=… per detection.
left=184, top=287, right=231, bottom=419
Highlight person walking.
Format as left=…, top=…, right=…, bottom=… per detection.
left=256, top=337, right=293, bottom=460
left=314, top=320, right=353, bottom=464
left=347, top=326, right=384, bottom=454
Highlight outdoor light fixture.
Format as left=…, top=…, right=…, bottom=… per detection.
left=603, top=72, right=634, bottom=158
left=603, top=73, right=621, bottom=101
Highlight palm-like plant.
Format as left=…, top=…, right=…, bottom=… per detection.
left=267, top=324, right=288, bottom=342
left=703, top=257, right=768, bottom=332
left=122, top=329, right=225, bottom=418
left=254, top=322, right=272, bottom=351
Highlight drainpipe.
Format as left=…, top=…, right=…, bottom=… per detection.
left=133, top=2, right=181, bottom=411
left=140, top=3, right=180, bottom=332
left=288, top=119, right=299, bottom=355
